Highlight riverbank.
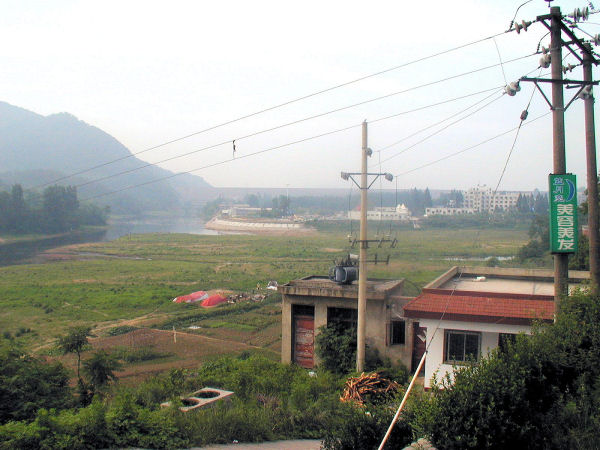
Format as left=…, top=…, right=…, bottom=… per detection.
left=0, top=227, right=108, bottom=266
left=206, top=217, right=314, bottom=235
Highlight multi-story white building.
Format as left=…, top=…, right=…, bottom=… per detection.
left=463, top=185, right=521, bottom=212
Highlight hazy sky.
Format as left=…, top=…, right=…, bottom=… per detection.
left=2, top=0, right=599, bottom=192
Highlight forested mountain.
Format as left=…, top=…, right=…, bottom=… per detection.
left=0, top=101, right=214, bottom=214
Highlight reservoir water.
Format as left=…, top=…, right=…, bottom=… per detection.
left=0, top=217, right=218, bottom=266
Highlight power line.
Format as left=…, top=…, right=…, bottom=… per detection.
left=492, top=70, right=540, bottom=195
left=394, top=112, right=550, bottom=177
left=80, top=123, right=362, bottom=201
left=78, top=86, right=507, bottom=202
left=79, top=82, right=534, bottom=203
left=74, top=53, right=537, bottom=190
left=37, top=28, right=518, bottom=190
left=373, top=89, right=502, bottom=154
left=379, top=91, right=506, bottom=165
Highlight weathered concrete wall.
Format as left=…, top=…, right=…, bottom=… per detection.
left=281, top=291, right=413, bottom=369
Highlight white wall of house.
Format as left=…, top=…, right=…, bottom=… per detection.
left=419, top=318, right=531, bottom=388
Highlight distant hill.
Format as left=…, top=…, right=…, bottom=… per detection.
left=0, top=101, right=214, bottom=214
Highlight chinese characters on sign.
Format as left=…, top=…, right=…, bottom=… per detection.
left=549, top=174, right=578, bottom=254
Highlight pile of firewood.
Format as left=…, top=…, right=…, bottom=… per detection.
left=340, top=372, right=400, bottom=406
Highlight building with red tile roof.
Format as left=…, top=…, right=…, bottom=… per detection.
left=403, top=266, right=588, bottom=388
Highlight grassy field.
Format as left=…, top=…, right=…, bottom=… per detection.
left=0, top=225, right=529, bottom=380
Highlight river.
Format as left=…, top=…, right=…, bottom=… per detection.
left=0, top=217, right=219, bottom=266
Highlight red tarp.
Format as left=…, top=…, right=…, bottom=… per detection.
left=201, top=294, right=227, bottom=308
left=172, top=291, right=208, bottom=304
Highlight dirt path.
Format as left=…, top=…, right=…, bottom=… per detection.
left=146, top=327, right=275, bottom=353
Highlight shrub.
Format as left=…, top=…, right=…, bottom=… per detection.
left=322, top=402, right=412, bottom=450
left=0, top=343, right=72, bottom=424
left=420, top=290, right=600, bottom=449
left=106, top=325, right=138, bottom=336
left=315, top=322, right=356, bottom=374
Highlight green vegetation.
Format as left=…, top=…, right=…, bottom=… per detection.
left=0, top=343, right=73, bottom=424
left=406, top=290, right=600, bottom=449
left=0, top=227, right=528, bottom=348
left=315, top=322, right=357, bottom=374
left=0, top=224, right=536, bottom=447
left=0, top=184, right=108, bottom=234
left=1, top=223, right=598, bottom=448
left=0, top=353, right=350, bottom=448
left=111, top=346, right=173, bottom=363
left=106, top=325, right=138, bottom=336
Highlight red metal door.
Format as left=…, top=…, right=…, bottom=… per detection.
left=293, top=315, right=315, bottom=368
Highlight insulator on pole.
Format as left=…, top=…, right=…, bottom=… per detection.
left=515, top=20, right=532, bottom=33
left=540, top=53, right=552, bottom=68
left=579, top=85, right=593, bottom=100
left=505, top=81, right=521, bottom=96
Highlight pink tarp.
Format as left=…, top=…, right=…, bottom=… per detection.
left=201, top=294, right=227, bottom=308
left=172, top=291, right=209, bottom=304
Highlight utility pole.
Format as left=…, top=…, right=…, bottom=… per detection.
left=340, top=122, right=394, bottom=372
left=583, top=43, right=600, bottom=293
left=550, top=6, right=569, bottom=308
left=522, top=7, right=599, bottom=306
left=357, top=121, right=368, bottom=372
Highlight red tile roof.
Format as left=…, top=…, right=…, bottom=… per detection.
left=403, top=288, right=554, bottom=325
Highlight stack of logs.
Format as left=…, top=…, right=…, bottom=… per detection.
left=340, top=372, right=400, bottom=406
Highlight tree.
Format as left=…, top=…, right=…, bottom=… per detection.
left=42, top=185, right=79, bottom=232
left=244, top=193, right=260, bottom=207
left=83, top=351, right=121, bottom=391
left=0, top=343, right=72, bottom=424
left=272, top=195, right=291, bottom=216
left=58, top=326, right=91, bottom=382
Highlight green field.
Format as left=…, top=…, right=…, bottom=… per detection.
left=0, top=226, right=529, bottom=355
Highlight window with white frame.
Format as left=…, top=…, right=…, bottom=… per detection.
left=444, top=330, right=481, bottom=363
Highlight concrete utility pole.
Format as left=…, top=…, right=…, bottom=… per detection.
left=583, top=44, right=600, bottom=293
left=357, top=121, right=368, bottom=372
left=550, top=6, right=569, bottom=307
left=341, top=122, right=394, bottom=372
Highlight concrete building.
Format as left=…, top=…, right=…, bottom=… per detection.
left=403, top=266, right=589, bottom=388
left=278, top=276, right=416, bottom=370
left=348, top=204, right=411, bottom=221
left=462, top=186, right=522, bottom=212
left=221, top=204, right=273, bottom=218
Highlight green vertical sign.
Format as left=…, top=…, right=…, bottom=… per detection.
left=549, top=174, right=578, bottom=253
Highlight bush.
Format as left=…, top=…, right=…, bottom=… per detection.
left=419, top=290, right=600, bottom=449
left=106, top=325, right=138, bottom=336
left=0, top=343, right=73, bottom=424
left=315, top=322, right=356, bottom=374
left=322, top=402, right=412, bottom=450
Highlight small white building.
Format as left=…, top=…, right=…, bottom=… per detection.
left=425, top=207, right=476, bottom=216
left=222, top=204, right=273, bottom=218
left=348, top=204, right=411, bottom=221
left=403, top=266, right=589, bottom=388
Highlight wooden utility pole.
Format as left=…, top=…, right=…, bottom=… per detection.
left=550, top=6, right=569, bottom=308
left=357, top=121, right=368, bottom=372
left=583, top=44, right=600, bottom=293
